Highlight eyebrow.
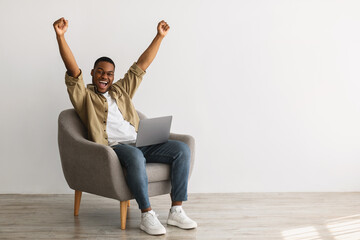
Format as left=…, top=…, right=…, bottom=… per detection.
left=97, top=67, right=114, bottom=73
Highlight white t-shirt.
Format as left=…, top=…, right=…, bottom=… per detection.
left=102, top=92, right=137, bottom=146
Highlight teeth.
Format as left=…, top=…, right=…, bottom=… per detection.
left=100, top=81, right=108, bottom=85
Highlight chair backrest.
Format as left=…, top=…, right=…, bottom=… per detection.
left=58, top=109, right=147, bottom=143
left=58, top=109, right=87, bottom=141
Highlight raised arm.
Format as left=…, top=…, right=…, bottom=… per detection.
left=136, top=20, right=170, bottom=72
left=53, top=17, right=81, bottom=78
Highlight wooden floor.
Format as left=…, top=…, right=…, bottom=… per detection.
left=1, top=193, right=360, bottom=240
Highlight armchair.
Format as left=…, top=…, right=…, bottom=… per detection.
left=57, top=109, right=195, bottom=230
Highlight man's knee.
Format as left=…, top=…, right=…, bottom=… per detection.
left=127, top=150, right=146, bottom=171
left=114, top=145, right=146, bottom=169
left=172, top=140, right=191, bottom=163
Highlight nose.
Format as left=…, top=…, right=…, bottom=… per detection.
left=101, top=72, right=107, bottom=79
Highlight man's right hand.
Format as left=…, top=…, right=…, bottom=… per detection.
left=53, top=17, right=68, bottom=37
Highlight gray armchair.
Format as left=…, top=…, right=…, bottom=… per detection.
left=57, top=109, right=195, bottom=230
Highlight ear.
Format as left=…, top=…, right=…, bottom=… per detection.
left=91, top=69, right=94, bottom=76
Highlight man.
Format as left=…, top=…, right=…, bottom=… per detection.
left=53, top=17, right=197, bottom=235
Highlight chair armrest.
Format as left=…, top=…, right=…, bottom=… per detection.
left=58, top=135, right=132, bottom=201
left=169, top=133, right=196, bottom=179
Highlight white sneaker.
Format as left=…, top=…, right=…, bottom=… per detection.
left=140, top=210, right=166, bottom=235
left=167, top=206, right=197, bottom=229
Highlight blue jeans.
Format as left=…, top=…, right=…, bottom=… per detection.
left=112, top=140, right=191, bottom=210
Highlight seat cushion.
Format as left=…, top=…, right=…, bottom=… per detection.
left=146, top=163, right=171, bottom=182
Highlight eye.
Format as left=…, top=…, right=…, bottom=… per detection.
left=107, top=73, right=114, bottom=77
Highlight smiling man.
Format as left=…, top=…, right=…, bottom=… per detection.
left=53, top=17, right=197, bottom=235
left=92, top=58, right=115, bottom=93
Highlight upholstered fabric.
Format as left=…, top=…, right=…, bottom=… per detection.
left=58, top=109, right=195, bottom=202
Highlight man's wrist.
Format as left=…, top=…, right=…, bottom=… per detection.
left=155, top=33, right=165, bottom=40
left=56, top=34, right=65, bottom=41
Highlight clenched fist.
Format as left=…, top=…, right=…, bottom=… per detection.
left=53, top=17, right=68, bottom=37
left=157, top=20, right=170, bottom=37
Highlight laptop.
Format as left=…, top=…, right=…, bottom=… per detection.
left=124, top=116, right=172, bottom=147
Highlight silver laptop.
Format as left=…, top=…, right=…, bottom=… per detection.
left=132, top=116, right=172, bottom=147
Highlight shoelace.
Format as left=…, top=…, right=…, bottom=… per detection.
left=143, top=212, right=160, bottom=225
left=173, top=209, right=190, bottom=223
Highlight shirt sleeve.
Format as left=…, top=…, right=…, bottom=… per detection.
left=113, top=62, right=146, bottom=99
left=65, top=69, right=86, bottom=112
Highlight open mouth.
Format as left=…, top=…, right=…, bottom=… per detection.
left=99, top=81, right=108, bottom=88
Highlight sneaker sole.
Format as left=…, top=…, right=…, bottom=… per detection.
left=167, top=220, right=197, bottom=229
left=140, top=224, right=166, bottom=235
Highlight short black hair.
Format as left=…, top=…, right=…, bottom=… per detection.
left=93, top=56, right=115, bottom=69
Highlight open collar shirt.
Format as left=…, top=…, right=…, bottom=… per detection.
left=65, top=62, right=145, bottom=146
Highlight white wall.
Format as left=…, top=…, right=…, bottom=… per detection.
left=1, top=0, right=360, bottom=194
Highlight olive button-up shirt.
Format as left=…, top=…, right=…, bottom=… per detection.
left=65, top=62, right=145, bottom=146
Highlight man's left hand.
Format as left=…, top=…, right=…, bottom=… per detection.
left=157, top=20, right=170, bottom=37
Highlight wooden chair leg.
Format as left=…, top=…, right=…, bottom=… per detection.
left=74, top=190, right=82, bottom=216
left=127, top=200, right=130, bottom=207
left=120, top=201, right=128, bottom=230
